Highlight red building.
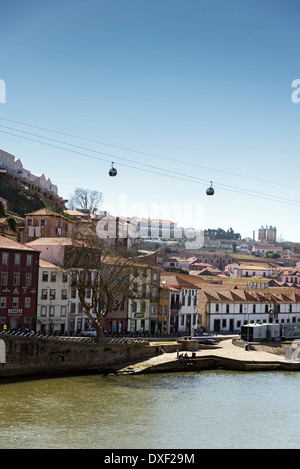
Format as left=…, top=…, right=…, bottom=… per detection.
left=0, top=235, right=40, bottom=330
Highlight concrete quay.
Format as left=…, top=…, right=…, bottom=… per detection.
left=117, top=339, right=300, bottom=374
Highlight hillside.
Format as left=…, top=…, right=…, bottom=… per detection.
left=0, top=173, right=65, bottom=218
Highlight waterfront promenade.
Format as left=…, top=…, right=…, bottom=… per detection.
left=117, top=338, right=300, bottom=374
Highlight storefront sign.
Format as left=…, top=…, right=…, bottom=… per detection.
left=8, top=308, right=23, bottom=315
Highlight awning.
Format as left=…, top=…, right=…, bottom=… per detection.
left=38, top=318, right=66, bottom=325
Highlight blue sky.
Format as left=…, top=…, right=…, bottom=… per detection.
left=1, top=0, right=300, bottom=241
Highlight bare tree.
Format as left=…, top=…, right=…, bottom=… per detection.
left=68, top=187, right=103, bottom=213
left=62, top=228, right=158, bottom=342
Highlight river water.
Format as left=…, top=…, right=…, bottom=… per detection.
left=0, top=370, right=300, bottom=449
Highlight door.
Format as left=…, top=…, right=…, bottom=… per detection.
left=10, top=317, right=19, bottom=329
left=214, top=319, right=220, bottom=332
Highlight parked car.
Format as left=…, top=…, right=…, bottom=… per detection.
left=198, top=337, right=220, bottom=345
left=80, top=328, right=97, bottom=337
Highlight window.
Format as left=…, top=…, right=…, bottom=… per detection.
left=25, top=298, right=31, bottom=308
left=62, top=272, right=68, bottom=283
left=71, top=288, right=76, bottom=299
left=12, top=297, right=18, bottom=308
left=61, top=289, right=68, bottom=300
left=41, top=289, right=48, bottom=300
left=239, top=304, right=243, bottom=313
left=49, top=306, right=55, bottom=316
left=61, top=306, right=66, bottom=316
left=27, top=218, right=32, bottom=226
left=132, top=302, right=137, bottom=313
left=70, top=303, right=76, bottom=314
left=15, top=253, right=21, bottom=265
left=253, top=305, right=256, bottom=313
left=25, top=273, right=32, bottom=286
left=226, top=304, right=230, bottom=313
left=0, top=297, right=6, bottom=308
left=13, top=272, right=20, bottom=286
left=216, top=304, right=219, bottom=313
left=2, top=252, right=8, bottom=264
left=42, top=271, right=49, bottom=282
left=50, top=272, right=56, bottom=282
left=40, top=219, right=46, bottom=226
left=1, top=272, right=8, bottom=285
left=26, top=254, right=32, bottom=266
left=50, top=289, right=56, bottom=300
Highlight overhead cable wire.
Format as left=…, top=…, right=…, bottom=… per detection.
left=0, top=116, right=298, bottom=192
left=0, top=123, right=299, bottom=206
left=1, top=127, right=300, bottom=208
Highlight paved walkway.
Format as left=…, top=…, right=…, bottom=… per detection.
left=117, top=339, right=299, bottom=374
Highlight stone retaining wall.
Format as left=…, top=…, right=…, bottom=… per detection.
left=0, top=336, right=160, bottom=381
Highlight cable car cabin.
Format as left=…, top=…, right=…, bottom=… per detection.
left=206, top=181, right=214, bottom=195
left=240, top=323, right=281, bottom=342
left=109, top=162, right=117, bottom=177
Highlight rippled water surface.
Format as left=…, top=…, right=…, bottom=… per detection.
left=1, top=370, right=300, bottom=449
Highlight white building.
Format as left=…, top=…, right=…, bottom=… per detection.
left=178, top=288, right=199, bottom=334
left=199, top=288, right=300, bottom=334
left=279, top=270, right=300, bottom=285
left=69, top=270, right=93, bottom=335
left=236, top=263, right=277, bottom=278
left=252, top=245, right=283, bottom=255
left=37, top=259, right=69, bottom=335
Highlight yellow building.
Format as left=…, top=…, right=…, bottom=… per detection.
left=158, top=283, right=171, bottom=335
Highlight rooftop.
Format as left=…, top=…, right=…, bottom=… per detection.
left=0, top=235, right=38, bottom=251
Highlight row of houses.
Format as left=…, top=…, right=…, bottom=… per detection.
left=2, top=233, right=300, bottom=336
left=0, top=149, right=65, bottom=205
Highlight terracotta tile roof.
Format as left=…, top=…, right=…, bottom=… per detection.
left=39, top=259, right=60, bottom=268
left=26, top=237, right=78, bottom=246
left=0, top=234, right=38, bottom=251
left=198, top=288, right=300, bottom=304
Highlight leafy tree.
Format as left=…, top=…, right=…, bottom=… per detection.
left=205, top=227, right=241, bottom=240
left=6, top=216, right=18, bottom=232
